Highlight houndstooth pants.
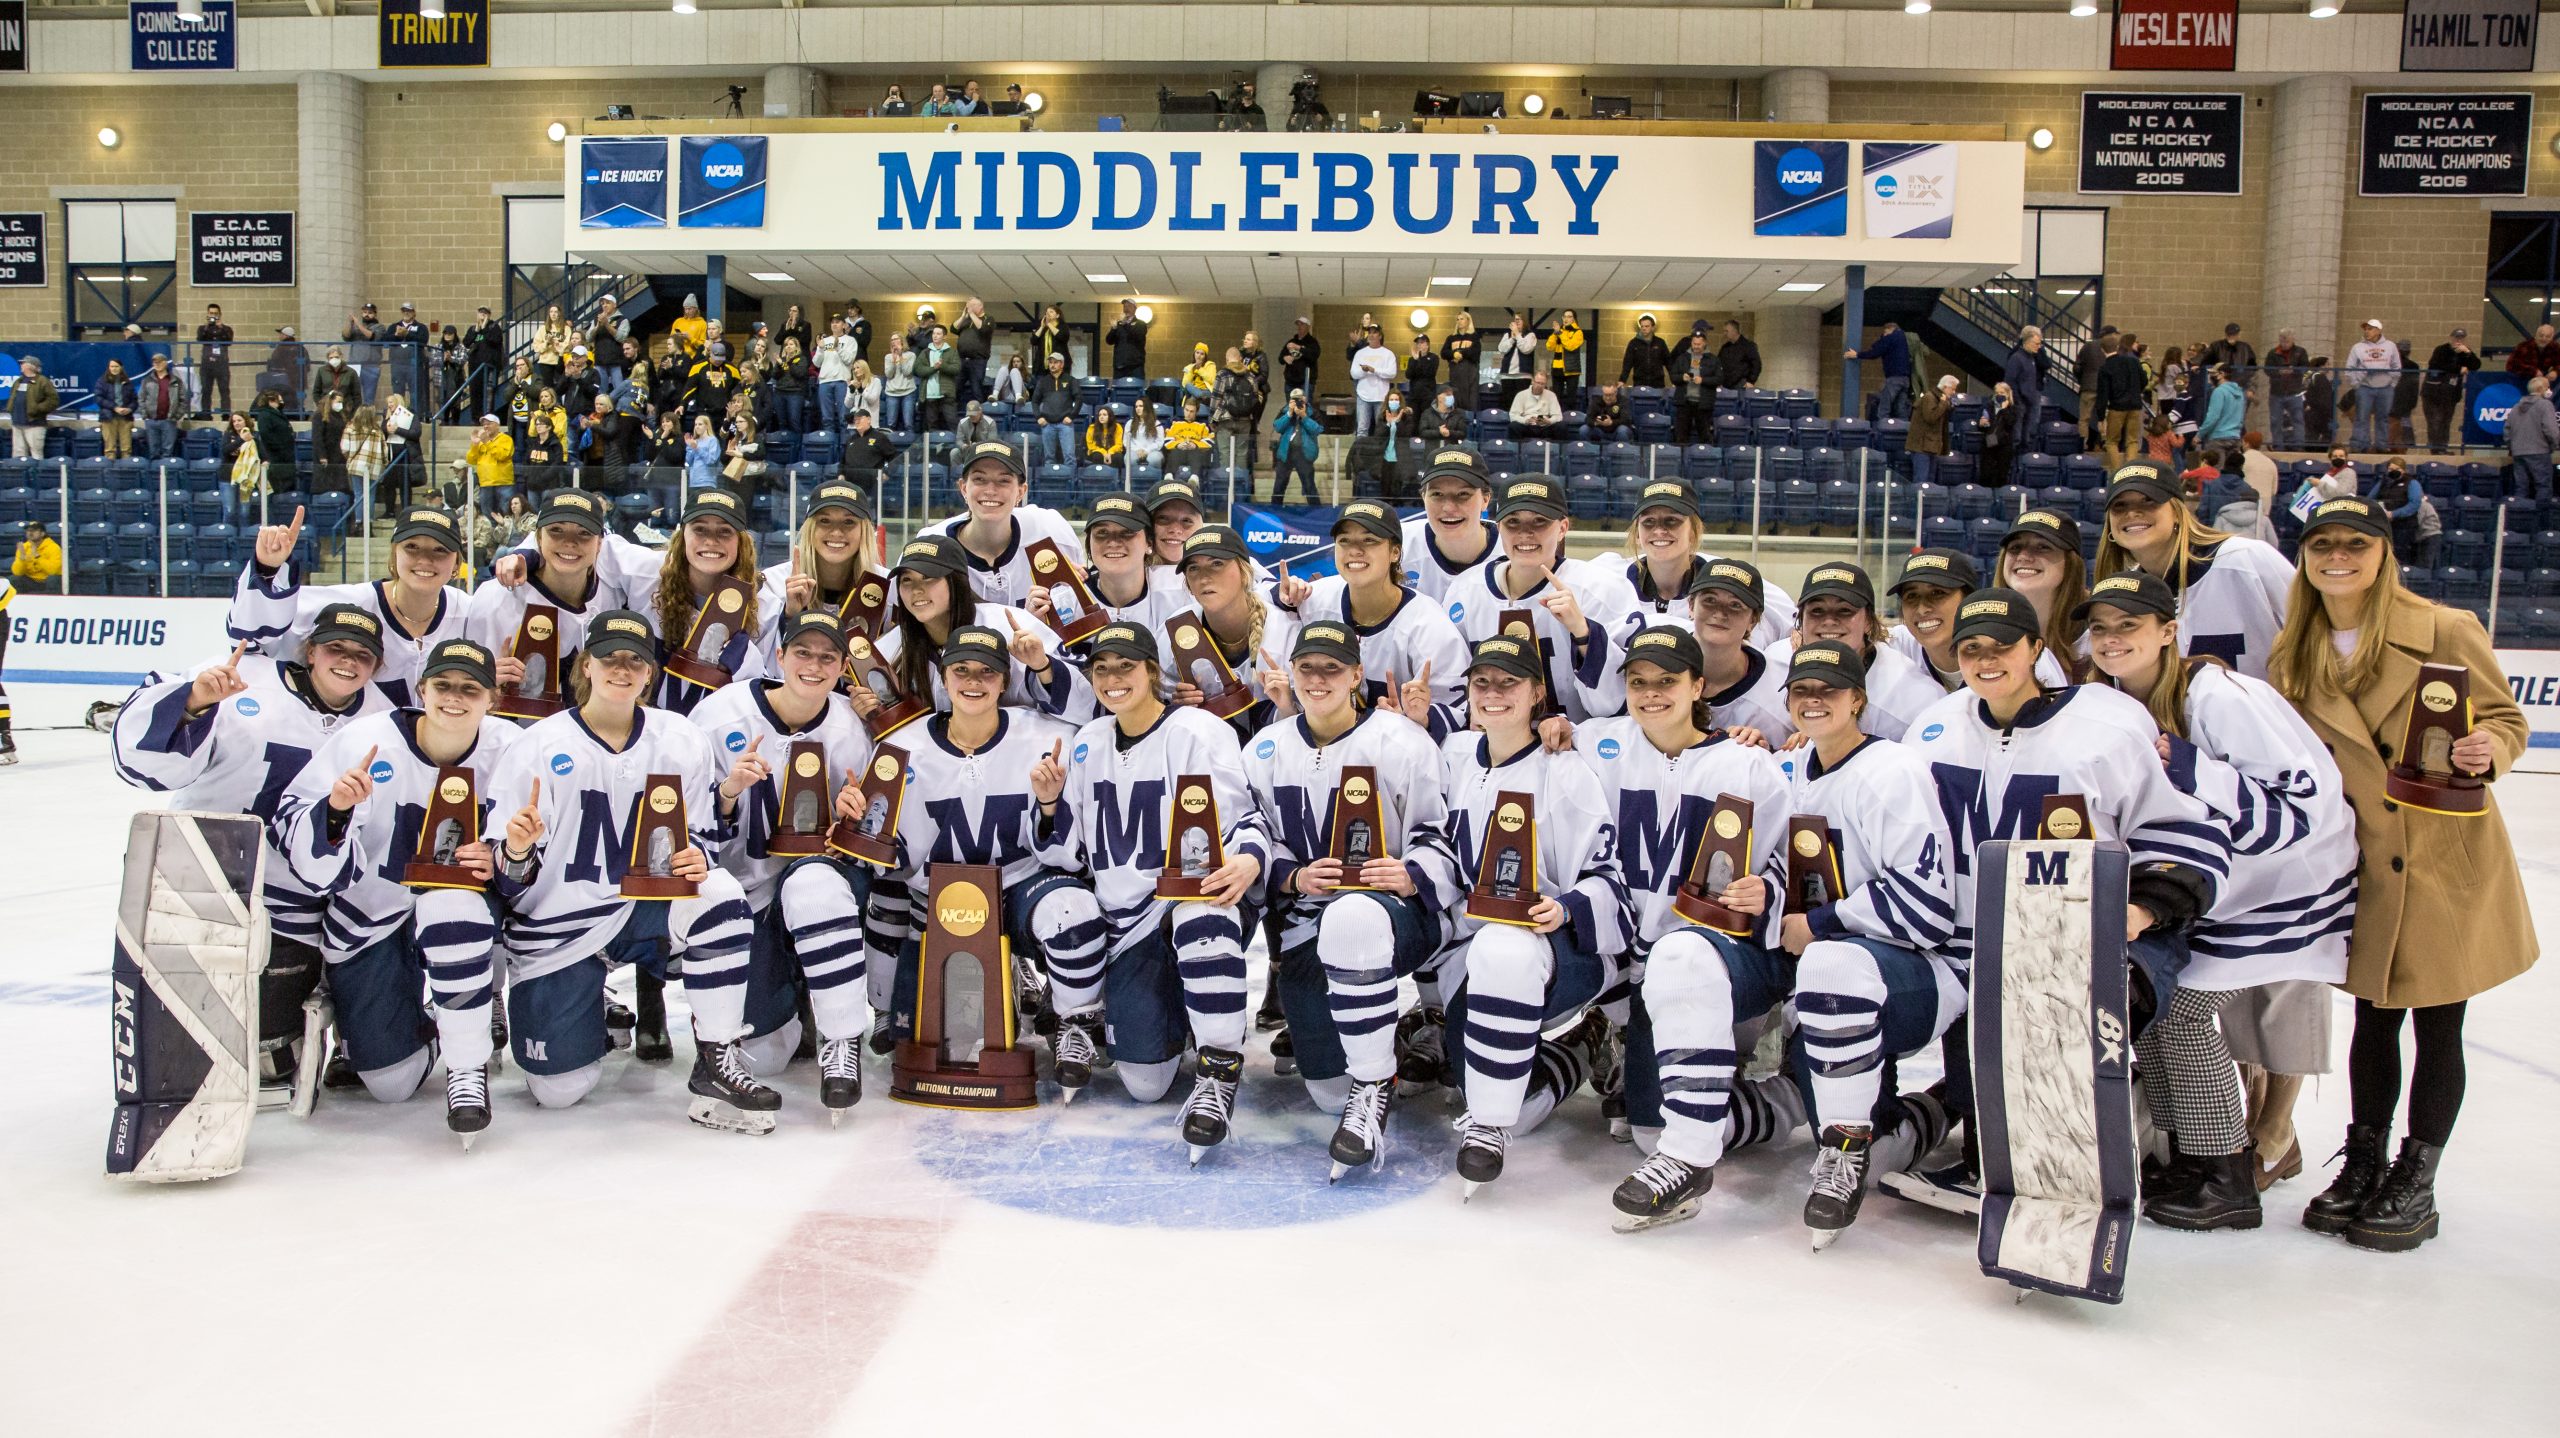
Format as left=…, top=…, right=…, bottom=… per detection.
left=2135, top=986, right=2246, bottom=1156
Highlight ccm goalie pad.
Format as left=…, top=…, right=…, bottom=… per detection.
left=106, top=812, right=270, bottom=1184
left=1968, top=839, right=2136, bottom=1305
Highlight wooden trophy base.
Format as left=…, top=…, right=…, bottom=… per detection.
left=1466, top=893, right=1541, bottom=927
left=1672, top=886, right=1755, bottom=937
left=664, top=654, right=734, bottom=691
left=493, top=692, right=564, bottom=721
left=1198, top=684, right=1256, bottom=720
left=1156, top=874, right=1219, bottom=901
left=1053, top=610, right=1110, bottom=646
left=863, top=698, right=929, bottom=741
left=620, top=874, right=699, bottom=901
left=2384, top=766, right=2486, bottom=817
left=889, top=1041, right=1039, bottom=1111
left=827, top=823, right=897, bottom=867
left=401, top=862, right=488, bottom=893
left=766, top=831, right=828, bottom=858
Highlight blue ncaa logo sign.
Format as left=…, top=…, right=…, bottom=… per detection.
left=2472, top=381, right=2520, bottom=440
left=700, top=141, right=748, bottom=190
left=549, top=752, right=575, bottom=776
left=1777, top=146, right=1828, bottom=196
left=1872, top=174, right=1898, bottom=198
left=369, top=759, right=394, bottom=784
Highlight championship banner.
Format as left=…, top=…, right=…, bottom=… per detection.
left=1233, top=501, right=1352, bottom=580
left=1862, top=142, right=1957, bottom=241
left=2078, top=92, right=2243, bottom=195
left=189, top=212, right=293, bottom=287
left=0, top=212, right=42, bottom=287
left=2359, top=92, right=2532, bottom=197
left=0, top=1, right=27, bottom=74
left=130, top=0, right=233, bottom=72
left=678, top=136, right=769, bottom=229
left=1753, top=140, right=1848, bottom=238
left=580, top=138, right=670, bottom=230
left=2464, top=369, right=2521, bottom=448
left=2400, top=0, right=2539, bottom=72
left=379, top=0, right=487, bottom=69
left=2110, top=0, right=2237, bottom=71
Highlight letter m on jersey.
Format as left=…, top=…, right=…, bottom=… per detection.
left=564, top=791, right=636, bottom=886
left=1929, top=764, right=2058, bottom=878
left=1092, top=778, right=1167, bottom=872
left=922, top=795, right=1034, bottom=865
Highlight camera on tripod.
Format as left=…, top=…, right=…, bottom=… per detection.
left=1287, top=70, right=1330, bottom=132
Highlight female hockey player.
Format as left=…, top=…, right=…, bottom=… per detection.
left=1993, top=508, right=2092, bottom=683
left=2096, top=459, right=2291, bottom=679
left=2272, top=495, right=2534, bottom=1253
left=1018, top=492, right=1190, bottom=660
left=1169, top=525, right=1297, bottom=732
left=920, top=439, right=1087, bottom=608
left=869, top=532, right=1090, bottom=720
left=481, top=609, right=780, bottom=1130
left=641, top=487, right=783, bottom=716
left=1685, top=558, right=1791, bottom=743
left=231, top=504, right=473, bottom=706
left=773, top=481, right=885, bottom=618
left=1282, top=500, right=1470, bottom=737
left=465, top=489, right=618, bottom=705
left=1402, top=448, right=1497, bottom=604
left=1240, top=621, right=1462, bottom=1178
left=1618, top=479, right=1794, bottom=648
left=1145, top=474, right=1209, bottom=574
left=1033, top=622, right=1267, bottom=1156
left=1438, top=635, right=1633, bottom=1198
left=275, top=638, right=519, bottom=1142
left=1762, top=561, right=1944, bottom=741
left=688, top=608, right=879, bottom=1123
left=2079, top=570, right=2354, bottom=1231
left=1568, top=626, right=1791, bottom=1226
left=1442, top=476, right=1637, bottom=722
left=1770, top=643, right=1963, bottom=1248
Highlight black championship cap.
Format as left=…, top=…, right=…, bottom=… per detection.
left=1949, top=587, right=2042, bottom=647
left=1086, top=492, right=1148, bottom=534
left=584, top=609, right=657, bottom=661
left=806, top=482, right=874, bottom=523
left=891, top=532, right=967, bottom=579
left=1332, top=499, right=1400, bottom=545
left=938, top=624, right=1009, bottom=670
left=1620, top=625, right=1705, bottom=675
left=1493, top=475, right=1568, bottom=522
left=1466, top=633, right=1544, bottom=681
left=778, top=607, right=851, bottom=653
left=308, top=602, right=387, bottom=660
left=2299, top=493, right=2393, bottom=543
left=1787, top=641, right=1868, bottom=691
left=1633, top=480, right=1698, bottom=520
left=1088, top=621, right=1159, bottom=664
left=390, top=505, right=463, bottom=553
left=1890, top=547, right=1979, bottom=595
left=1179, top=525, right=1252, bottom=566
left=2072, top=570, right=2179, bottom=623
left=1686, top=556, right=1767, bottom=612
left=1145, top=476, right=1204, bottom=514
left=1292, top=620, right=1363, bottom=666
left=1423, top=447, right=1493, bottom=490
left=536, top=489, right=608, bottom=535
left=419, top=637, right=497, bottom=688
left=681, top=487, right=750, bottom=528
left=956, top=438, right=1025, bottom=480
left=2105, top=459, right=2183, bottom=508
left=1798, top=561, right=1876, bottom=609
left=2002, top=507, right=2083, bottom=555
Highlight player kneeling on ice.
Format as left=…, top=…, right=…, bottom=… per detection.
left=1769, top=644, right=1963, bottom=1247
left=1569, top=627, right=1795, bottom=1226
left=482, top=610, right=781, bottom=1132
left=1034, top=622, right=1268, bottom=1157
left=1241, top=621, right=1463, bottom=1180
left=1439, top=637, right=1632, bottom=1199
left=689, top=608, right=882, bottom=1125
left=274, top=640, right=519, bottom=1144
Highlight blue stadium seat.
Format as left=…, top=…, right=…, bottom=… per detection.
left=2534, top=531, right=2560, bottom=570
left=2529, top=606, right=2560, bottom=645
left=114, top=522, right=157, bottom=564
left=71, top=428, right=105, bottom=460
left=2061, top=455, right=2107, bottom=490
left=1627, top=386, right=1669, bottom=419
left=1966, top=515, right=2008, bottom=565
left=1872, top=417, right=1909, bottom=456
left=1804, top=447, right=1844, bottom=485
left=764, top=430, right=801, bottom=465
left=1950, top=484, right=1995, bottom=522
left=2038, top=422, right=2082, bottom=457
left=2016, top=454, right=2060, bottom=490
left=1936, top=454, right=1979, bottom=489
left=1516, top=440, right=1557, bottom=475
left=184, top=426, right=223, bottom=461
left=194, top=558, right=241, bottom=598
left=2440, top=565, right=2485, bottom=604
left=1694, top=476, right=1737, bottom=527
left=1777, top=389, right=1818, bottom=423
left=165, top=557, right=200, bottom=595
left=1605, top=474, right=1650, bottom=522
left=2450, top=495, right=2495, bottom=537
left=1922, top=513, right=1965, bottom=553
left=1742, top=390, right=1781, bottom=424
left=1722, top=444, right=1761, bottom=484
left=2443, top=530, right=2487, bottom=570
left=1769, top=478, right=1813, bottom=527
left=1833, top=418, right=1872, bottom=454
left=1793, top=418, right=1834, bottom=451
left=1751, top=416, right=1793, bottom=452
left=1683, top=445, right=1723, bottom=482
left=1633, top=412, right=1673, bottom=446
left=1478, top=439, right=1518, bottom=473
left=1602, top=441, right=1644, bottom=478
left=1473, top=409, right=1509, bottom=443
left=72, top=487, right=112, bottom=527
left=2460, top=463, right=2505, bottom=500
left=1562, top=440, right=1602, bottom=477
left=114, top=557, right=158, bottom=597
left=1567, top=472, right=1609, bottom=520
left=1764, top=446, right=1803, bottom=487
left=1992, top=485, right=2035, bottom=521
left=1818, top=478, right=1860, bottom=531
left=1713, top=413, right=1751, bottom=449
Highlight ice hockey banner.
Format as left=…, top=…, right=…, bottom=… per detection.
left=581, top=138, right=669, bottom=229
left=1862, top=143, right=1957, bottom=241
left=1752, top=141, right=1848, bottom=238
left=678, top=136, right=769, bottom=229
left=2400, top=0, right=2538, bottom=72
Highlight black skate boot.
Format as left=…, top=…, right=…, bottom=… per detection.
left=1268, top=1022, right=1297, bottom=1078
left=0, top=723, right=16, bottom=766
left=2302, top=1123, right=2389, bottom=1235
left=632, top=972, right=673, bottom=1062
left=2345, top=1137, right=2444, bottom=1253
left=1052, top=1012, right=1102, bottom=1102
left=1804, top=1125, right=1874, bottom=1249
left=1180, top=1046, right=1243, bottom=1164
left=322, top=1038, right=360, bottom=1090
left=1572, top=1010, right=1624, bottom=1138
left=489, top=998, right=509, bottom=1074
left=445, top=1065, right=491, bottom=1151
left=1455, top=1116, right=1507, bottom=1200
left=2145, top=1148, right=2263, bottom=1231
left=818, top=1037, right=863, bottom=1126
left=686, top=1038, right=781, bottom=1134
left=1394, top=1006, right=1447, bottom=1090
left=867, top=1012, right=898, bottom=1056
left=605, top=999, right=635, bottom=1051
left=1329, top=1077, right=1393, bottom=1182
left=1613, top=1150, right=1713, bottom=1232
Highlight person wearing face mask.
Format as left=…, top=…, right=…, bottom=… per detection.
left=1422, top=385, right=1470, bottom=447
left=1368, top=389, right=1417, bottom=500
left=310, top=347, right=365, bottom=493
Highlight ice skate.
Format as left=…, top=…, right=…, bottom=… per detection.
left=1879, top=1159, right=1982, bottom=1217
left=867, top=1012, right=898, bottom=1056
left=1328, top=1077, right=1392, bottom=1182
left=0, top=729, right=16, bottom=765
left=818, top=1038, right=863, bottom=1126
left=1052, top=1012, right=1101, bottom=1102
left=1612, top=1150, right=1712, bottom=1231
left=1254, top=979, right=1286, bottom=1032
left=1269, top=1022, right=1297, bottom=1077
left=290, top=994, right=332, bottom=1118
left=1455, top=1115, right=1507, bottom=1201
left=632, top=972, right=673, bottom=1062
left=1394, top=1005, right=1447, bottom=1090
left=488, top=999, right=507, bottom=1074
left=1804, top=1125, right=1874, bottom=1250
left=686, top=1039, right=780, bottom=1135
left=605, top=998, right=635, bottom=1051
left=1571, top=1009, right=1623, bottom=1133
left=445, top=1065, right=490, bottom=1151
left=1180, top=1047, right=1242, bottom=1164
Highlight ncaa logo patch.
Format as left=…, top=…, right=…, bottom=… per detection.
left=1073, top=742, right=1089, bottom=764
left=1448, top=601, right=1465, bottom=623
left=1255, top=738, right=1276, bottom=759
left=1596, top=738, right=1621, bottom=760
left=368, top=759, right=394, bottom=785
left=234, top=697, right=261, bottom=717
left=725, top=730, right=747, bottom=753
left=1920, top=723, right=1944, bottom=742
left=549, top=753, right=575, bottom=776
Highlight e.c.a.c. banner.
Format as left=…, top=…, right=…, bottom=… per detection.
left=678, top=136, right=768, bottom=228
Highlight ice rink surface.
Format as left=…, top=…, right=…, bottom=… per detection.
left=5, top=691, right=2556, bottom=1436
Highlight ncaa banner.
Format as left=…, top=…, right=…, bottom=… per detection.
left=1862, top=143, right=1957, bottom=241
left=1753, top=141, right=1848, bottom=238
left=679, top=136, right=769, bottom=229
left=2400, top=0, right=2539, bottom=71
left=1232, top=502, right=1350, bottom=579
left=2111, top=0, right=2237, bottom=71
left=581, top=138, right=669, bottom=229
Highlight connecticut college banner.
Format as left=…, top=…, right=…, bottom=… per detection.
left=580, top=138, right=669, bottom=229
left=678, top=136, right=769, bottom=229
left=1753, top=141, right=1848, bottom=238
left=1862, top=143, right=1958, bottom=241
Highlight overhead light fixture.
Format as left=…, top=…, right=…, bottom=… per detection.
left=174, top=0, right=205, bottom=19
left=2030, top=127, right=2056, bottom=150
left=1134, top=304, right=1155, bottom=324
left=2070, top=1, right=2098, bottom=14
left=671, top=0, right=696, bottom=13
left=97, top=127, right=121, bottom=150
left=1023, top=92, right=1046, bottom=114
left=1084, top=272, right=1127, bottom=284
left=417, top=0, right=443, bottom=17
left=749, top=272, right=795, bottom=284
left=1521, top=94, right=1546, bottom=116
left=2307, top=0, right=2338, bottom=14
left=1777, top=281, right=1824, bottom=294
left=1429, top=275, right=1472, bottom=287
left=545, top=121, right=568, bottom=144
left=1905, top=0, right=1931, bottom=13
left=1409, top=308, right=1432, bottom=330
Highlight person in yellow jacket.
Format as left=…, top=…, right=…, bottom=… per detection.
left=1547, top=308, right=1587, bottom=409
left=12, top=520, right=62, bottom=588
left=0, top=552, right=25, bottom=761
left=452, top=414, right=517, bottom=516
left=669, top=294, right=709, bottom=357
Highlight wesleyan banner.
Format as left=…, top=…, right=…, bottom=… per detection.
left=2111, top=0, right=2237, bottom=71
left=580, top=138, right=670, bottom=229
left=2400, top=0, right=2539, bottom=71
left=678, top=136, right=769, bottom=229
left=129, top=0, right=234, bottom=72
left=2360, top=92, right=2532, bottom=196
left=1753, top=141, right=1849, bottom=238
left=1862, top=143, right=1958, bottom=241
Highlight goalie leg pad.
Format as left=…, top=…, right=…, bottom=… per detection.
left=107, top=812, right=269, bottom=1184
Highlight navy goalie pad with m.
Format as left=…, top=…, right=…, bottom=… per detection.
left=1968, top=839, right=2136, bottom=1305
left=107, top=812, right=270, bottom=1184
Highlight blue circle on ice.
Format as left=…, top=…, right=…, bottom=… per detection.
left=369, top=760, right=394, bottom=784
left=908, top=1079, right=1456, bottom=1229
left=549, top=752, right=575, bottom=776
left=1920, top=723, right=1944, bottom=742
left=233, top=696, right=260, bottom=716
left=1776, top=146, right=1827, bottom=196
left=1596, top=738, right=1620, bottom=760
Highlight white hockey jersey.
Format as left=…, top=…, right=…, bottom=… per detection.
left=1761, top=637, right=1948, bottom=743
left=1038, top=706, right=1269, bottom=956
left=1769, top=736, right=1958, bottom=958
left=1573, top=719, right=1789, bottom=954
left=923, top=505, right=1090, bottom=609
left=1902, top=683, right=2232, bottom=974
left=1702, top=644, right=1795, bottom=743
left=872, top=602, right=1097, bottom=723
left=1439, top=733, right=1633, bottom=957
left=273, top=709, right=521, bottom=960
left=1241, top=708, right=1464, bottom=951
left=878, top=708, right=1076, bottom=891
left=226, top=567, right=473, bottom=708
left=1886, top=625, right=2074, bottom=693
left=2163, top=663, right=2356, bottom=989
left=485, top=705, right=734, bottom=982
left=1401, top=515, right=1496, bottom=604
left=2126, top=535, right=2293, bottom=681
left=110, top=655, right=396, bottom=944
left=1443, top=555, right=1639, bottom=721
left=1290, top=578, right=1473, bottom=739
left=687, top=680, right=876, bottom=910
left=1621, top=553, right=1796, bottom=651
left=464, top=567, right=616, bottom=705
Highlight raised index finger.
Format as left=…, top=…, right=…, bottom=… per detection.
left=288, top=505, right=306, bottom=535
left=526, top=777, right=541, bottom=807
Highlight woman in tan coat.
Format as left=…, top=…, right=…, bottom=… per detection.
left=2269, top=494, right=2535, bottom=1253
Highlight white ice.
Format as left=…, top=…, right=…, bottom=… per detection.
left=4, top=686, right=2555, bottom=1436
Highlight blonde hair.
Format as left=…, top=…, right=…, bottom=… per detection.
left=1620, top=511, right=1700, bottom=561
left=653, top=522, right=762, bottom=646
left=2095, top=498, right=2233, bottom=594
left=794, top=512, right=878, bottom=595
left=2095, top=614, right=2194, bottom=738
left=1999, top=540, right=2090, bottom=680
left=2269, top=554, right=2416, bottom=705
left=567, top=647, right=658, bottom=710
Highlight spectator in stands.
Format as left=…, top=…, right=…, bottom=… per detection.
left=880, top=334, right=918, bottom=432
left=460, top=306, right=504, bottom=420
left=581, top=393, right=640, bottom=495
left=985, top=354, right=1027, bottom=407
left=845, top=302, right=873, bottom=367
left=2236, top=431, right=2279, bottom=532
left=670, top=294, right=709, bottom=358
left=1166, top=397, right=1215, bottom=473
left=310, top=348, right=363, bottom=492
left=917, top=326, right=961, bottom=433
left=1424, top=386, right=1469, bottom=446
left=2305, top=355, right=2338, bottom=449
left=2144, top=414, right=2178, bottom=469
left=1370, top=391, right=1419, bottom=500
left=515, top=413, right=565, bottom=496
left=269, top=325, right=308, bottom=398
left=2347, top=319, right=2400, bottom=452
left=343, top=405, right=389, bottom=513
left=2199, top=453, right=2272, bottom=545
left=555, top=349, right=599, bottom=419
left=647, top=348, right=687, bottom=419
left=344, top=302, right=384, bottom=394
left=769, top=338, right=811, bottom=436
left=1620, top=313, right=1670, bottom=390
left=532, top=387, right=572, bottom=456
left=95, top=358, right=136, bottom=460
left=2093, top=331, right=2146, bottom=471
left=2310, top=446, right=2359, bottom=503
left=920, top=84, right=958, bottom=118
left=1281, top=317, right=1321, bottom=401
left=1349, top=325, right=1397, bottom=437
left=838, top=409, right=896, bottom=484
left=434, top=326, right=464, bottom=420
left=1126, top=400, right=1165, bottom=472
left=1909, top=373, right=1958, bottom=489
left=1405, top=333, right=1441, bottom=414
left=1667, top=327, right=1715, bottom=447
left=2198, top=364, right=2246, bottom=454
left=1181, top=342, right=1217, bottom=404
left=2506, top=323, right=2559, bottom=386
left=225, top=411, right=268, bottom=521
left=847, top=359, right=882, bottom=424
left=1441, top=313, right=1481, bottom=414
left=1548, top=310, right=1587, bottom=408
left=1509, top=370, right=1565, bottom=443
left=687, top=354, right=739, bottom=430
left=645, top=412, right=687, bottom=507
left=958, top=81, right=988, bottom=116
left=1847, top=319, right=1914, bottom=422
left=502, top=356, right=540, bottom=440
left=956, top=399, right=1000, bottom=450
left=777, top=303, right=811, bottom=359
left=2001, top=325, right=2046, bottom=442
left=2260, top=328, right=2307, bottom=451
left=1031, top=353, right=1080, bottom=467
left=1715, top=319, right=1761, bottom=392
left=723, top=409, right=766, bottom=493
left=1495, top=312, right=1540, bottom=409
left=815, top=315, right=858, bottom=434
left=1978, top=381, right=2022, bottom=488
left=458, top=413, right=514, bottom=516
left=387, top=302, right=430, bottom=402
left=1106, top=299, right=1149, bottom=381
left=2390, top=348, right=2424, bottom=454
left=1584, top=383, right=1626, bottom=443
left=195, top=302, right=234, bottom=418
left=2508, top=376, right=2557, bottom=505
left=1085, top=404, right=1126, bottom=469
left=1271, top=390, right=1323, bottom=505
left=1030, top=306, right=1070, bottom=376
left=2204, top=321, right=2255, bottom=403
left=13, top=521, right=61, bottom=588
left=1215, top=346, right=1263, bottom=465
left=879, top=84, right=911, bottom=118
left=2076, top=324, right=2116, bottom=448
left=528, top=303, right=570, bottom=391
left=680, top=414, right=720, bottom=493
left=7, top=357, right=53, bottom=460
left=383, top=391, right=420, bottom=509
left=953, top=297, right=995, bottom=406
left=2418, top=327, right=2477, bottom=456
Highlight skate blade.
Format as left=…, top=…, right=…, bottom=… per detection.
left=1876, top=1170, right=1981, bottom=1218
left=1273, top=1057, right=1298, bottom=1077
left=1461, top=1179, right=1485, bottom=1203
left=256, top=1084, right=294, bottom=1111
left=1612, top=1198, right=1700, bottom=1233
left=458, top=1131, right=480, bottom=1154
left=1809, top=1226, right=1843, bottom=1251
left=686, top=1097, right=777, bottom=1135
left=1058, top=1084, right=1083, bottom=1106
left=1608, top=1117, right=1632, bottom=1143
left=1188, top=1144, right=1208, bottom=1167
left=829, top=1109, right=844, bottom=1130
